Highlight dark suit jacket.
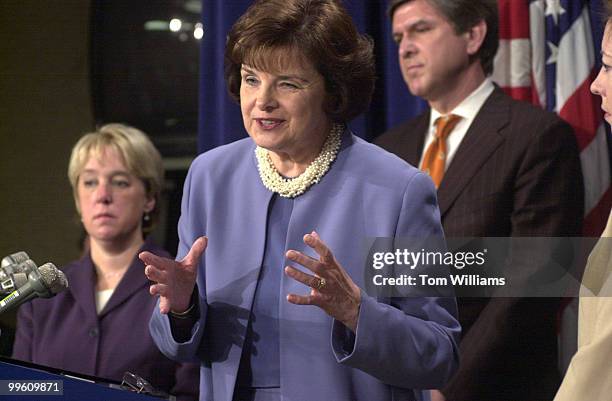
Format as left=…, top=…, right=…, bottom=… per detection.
left=12, top=240, right=199, bottom=401
left=375, top=87, right=584, bottom=401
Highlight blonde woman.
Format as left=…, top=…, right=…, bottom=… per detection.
left=13, top=124, right=198, bottom=400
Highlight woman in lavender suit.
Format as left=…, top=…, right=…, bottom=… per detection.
left=141, top=1, right=460, bottom=401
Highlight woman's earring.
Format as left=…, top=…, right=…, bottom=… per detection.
left=143, top=212, right=151, bottom=223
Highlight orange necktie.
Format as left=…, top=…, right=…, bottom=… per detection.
left=420, top=114, right=461, bottom=188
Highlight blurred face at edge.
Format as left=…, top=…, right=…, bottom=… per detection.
left=592, top=21, right=612, bottom=126
left=77, top=147, right=154, bottom=246
left=239, top=49, right=332, bottom=157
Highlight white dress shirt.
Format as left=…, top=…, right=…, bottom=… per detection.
left=419, top=78, right=496, bottom=171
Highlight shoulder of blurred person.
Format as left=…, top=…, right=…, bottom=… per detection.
left=554, top=8, right=612, bottom=400
left=554, top=213, right=612, bottom=401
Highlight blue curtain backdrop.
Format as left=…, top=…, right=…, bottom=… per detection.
left=198, top=0, right=606, bottom=154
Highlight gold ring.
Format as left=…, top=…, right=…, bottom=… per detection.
left=316, top=277, right=326, bottom=290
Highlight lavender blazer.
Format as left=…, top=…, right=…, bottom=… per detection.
left=13, top=240, right=199, bottom=401
left=150, top=132, right=460, bottom=401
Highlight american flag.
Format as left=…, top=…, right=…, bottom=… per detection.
left=493, top=0, right=611, bottom=237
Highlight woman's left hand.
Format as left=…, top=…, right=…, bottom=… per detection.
left=285, top=231, right=361, bottom=332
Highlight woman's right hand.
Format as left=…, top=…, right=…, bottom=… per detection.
left=140, top=237, right=207, bottom=314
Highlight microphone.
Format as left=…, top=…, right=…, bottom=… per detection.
left=0, top=258, right=38, bottom=292
left=0, top=272, right=28, bottom=295
left=1, top=251, right=30, bottom=267
left=0, top=251, right=31, bottom=278
left=0, top=263, right=68, bottom=315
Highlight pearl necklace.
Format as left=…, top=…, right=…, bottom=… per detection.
left=255, top=124, right=343, bottom=198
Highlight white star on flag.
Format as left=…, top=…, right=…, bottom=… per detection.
left=545, top=0, right=566, bottom=25
left=492, top=0, right=611, bottom=237
left=546, top=41, right=559, bottom=64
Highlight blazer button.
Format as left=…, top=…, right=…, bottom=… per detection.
left=89, top=328, right=99, bottom=337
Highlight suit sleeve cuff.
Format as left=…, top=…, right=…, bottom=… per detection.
left=331, top=290, right=371, bottom=364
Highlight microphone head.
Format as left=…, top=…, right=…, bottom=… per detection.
left=1, top=251, right=30, bottom=268
left=38, top=263, right=69, bottom=296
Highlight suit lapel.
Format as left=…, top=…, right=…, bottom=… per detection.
left=437, top=88, right=509, bottom=217
left=99, top=265, right=146, bottom=318
left=68, top=256, right=99, bottom=317
left=99, top=241, right=156, bottom=317
left=403, top=111, right=430, bottom=166
left=209, top=147, right=273, bottom=401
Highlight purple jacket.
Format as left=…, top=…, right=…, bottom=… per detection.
left=13, top=240, right=199, bottom=401
left=151, top=132, right=460, bottom=401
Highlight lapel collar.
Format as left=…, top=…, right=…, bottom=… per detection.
left=67, top=255, right=98, bottom=316
left=402, top=111, right=430, bottom=166
left=437, top=87, right=509, bottom=217
left=98, top=241, right=155, bottom=317
left=218, top=146, right=273, bottom=313
left=212, top=144, right=274, bottom=401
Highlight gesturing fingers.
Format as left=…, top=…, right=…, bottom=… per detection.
left=285, top=231, right=337, bottom=276
left=139, top=251, right=174, bottom=271
left=149, top=284, right=172, bottom=313
left=285, top=231, right=361, bottom=332
left=159, top=295, right=172, bottom=315
left=304, top=231, right=335, bottom=264
left=143, top=237, right=205, bottom=315
left=180, top=236, right=208, bottom=267
left=285, top=250, right=326, bottom=276
left=285, top=265, right=326, bottom=291
left=287, top=293, right=319, bottom=306
left=149, top=283, right=168, bottom=297
left=144, top=264, right=168, bottom=284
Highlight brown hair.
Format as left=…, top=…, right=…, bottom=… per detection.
left=225, top=0, right=375, bottom=122
left=388, top=0, right=499, bottom=76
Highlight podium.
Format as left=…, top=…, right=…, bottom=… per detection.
left=0, top=356, right=163, bottom=400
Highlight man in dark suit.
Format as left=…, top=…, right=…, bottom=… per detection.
left=375, top=1, right=584, bottom=400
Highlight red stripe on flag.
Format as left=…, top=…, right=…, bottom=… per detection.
left=559, top=70, right=603, bottom=151
left=584, top=186, right=612, bottom=236
left=498, top=0, right=530, bottom=39
left=500, top=86, right=532, bottom=102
